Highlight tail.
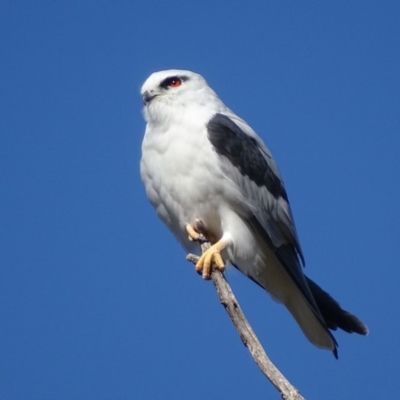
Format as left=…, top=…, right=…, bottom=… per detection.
left=279, top=276, right=368, bottom=359
left=306, top=277, right=369, bottom=335
left=247, top=249, right=341, bottom=356
left=248, top=255, right=368, bottom=358
left=244, top=217, right=368, bottom=358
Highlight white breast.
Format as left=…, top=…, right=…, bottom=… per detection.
left=140, top=111, right=226, bottom=251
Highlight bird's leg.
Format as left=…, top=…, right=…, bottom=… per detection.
left=195, top=239, right=227, bottom=280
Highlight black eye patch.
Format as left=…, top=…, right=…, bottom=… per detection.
left=159, top=75, right=189, bottom=89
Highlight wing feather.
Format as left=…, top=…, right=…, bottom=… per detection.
left=207, top=113, right=304, bottom=261
left=206, top=113, right=331, bottom=326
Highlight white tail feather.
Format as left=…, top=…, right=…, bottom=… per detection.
left=254, top=251, right=335, bottom=351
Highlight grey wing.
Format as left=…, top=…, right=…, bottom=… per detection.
left=207, top=113, right=303, bottom=257
left=207, top=113, right=320, bottom=310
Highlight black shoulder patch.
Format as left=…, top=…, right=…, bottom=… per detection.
left=207, top=113, right=288, bottom=201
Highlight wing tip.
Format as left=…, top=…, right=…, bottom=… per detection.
left=333, top=346, right=339, bottom=359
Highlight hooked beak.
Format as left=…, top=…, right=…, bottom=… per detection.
left=142, top=91, right=158, bottom=105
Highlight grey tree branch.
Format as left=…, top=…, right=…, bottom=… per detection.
left=187, top=241, right=305, bottom=400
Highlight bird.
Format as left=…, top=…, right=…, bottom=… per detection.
left=140, top=69, right=368, bottom=358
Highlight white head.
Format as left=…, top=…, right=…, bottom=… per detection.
left=140, top=69, right=222, bottom=123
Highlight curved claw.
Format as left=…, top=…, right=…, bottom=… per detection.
left=195, top=240, right=227, bottom=279
left=186, top=224, right=200, bottom=242
left=186, top=220, right=207, bottom=242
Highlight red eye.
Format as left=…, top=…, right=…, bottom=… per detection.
left=169, top=78, right=181, bottom=87
left=160, top=76, right=184, bottom=89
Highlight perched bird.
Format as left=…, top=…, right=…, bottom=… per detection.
left=140, top=69, right=368, bottom=357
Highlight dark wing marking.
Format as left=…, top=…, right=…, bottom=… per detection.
left=207, top=114, right=288, bottom=201
left=207, top=113, right=304, bottom=262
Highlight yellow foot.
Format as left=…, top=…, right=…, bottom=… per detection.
left=186, top=223, right=200, bottom=241
left=186, top=218, right=208, bottom=242
left=196, top=240, right=227, bottom=280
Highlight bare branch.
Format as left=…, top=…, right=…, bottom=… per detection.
left=187, top=241, right=305, bottom=400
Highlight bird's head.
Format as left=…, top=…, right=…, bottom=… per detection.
left=141, top=69, right=221, bottom=123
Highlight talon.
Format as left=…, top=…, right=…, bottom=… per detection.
left=186, top=224, right=200, bottom=242
left=195, top=240, right=227, bottom=279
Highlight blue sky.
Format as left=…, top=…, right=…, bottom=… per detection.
left=1, top=1, right=399, bottom=399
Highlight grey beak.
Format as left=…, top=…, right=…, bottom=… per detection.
left=142, top=91, right=156, bottom=105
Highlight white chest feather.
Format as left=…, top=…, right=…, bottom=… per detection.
left=140, top=114, right=226, bottom=248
